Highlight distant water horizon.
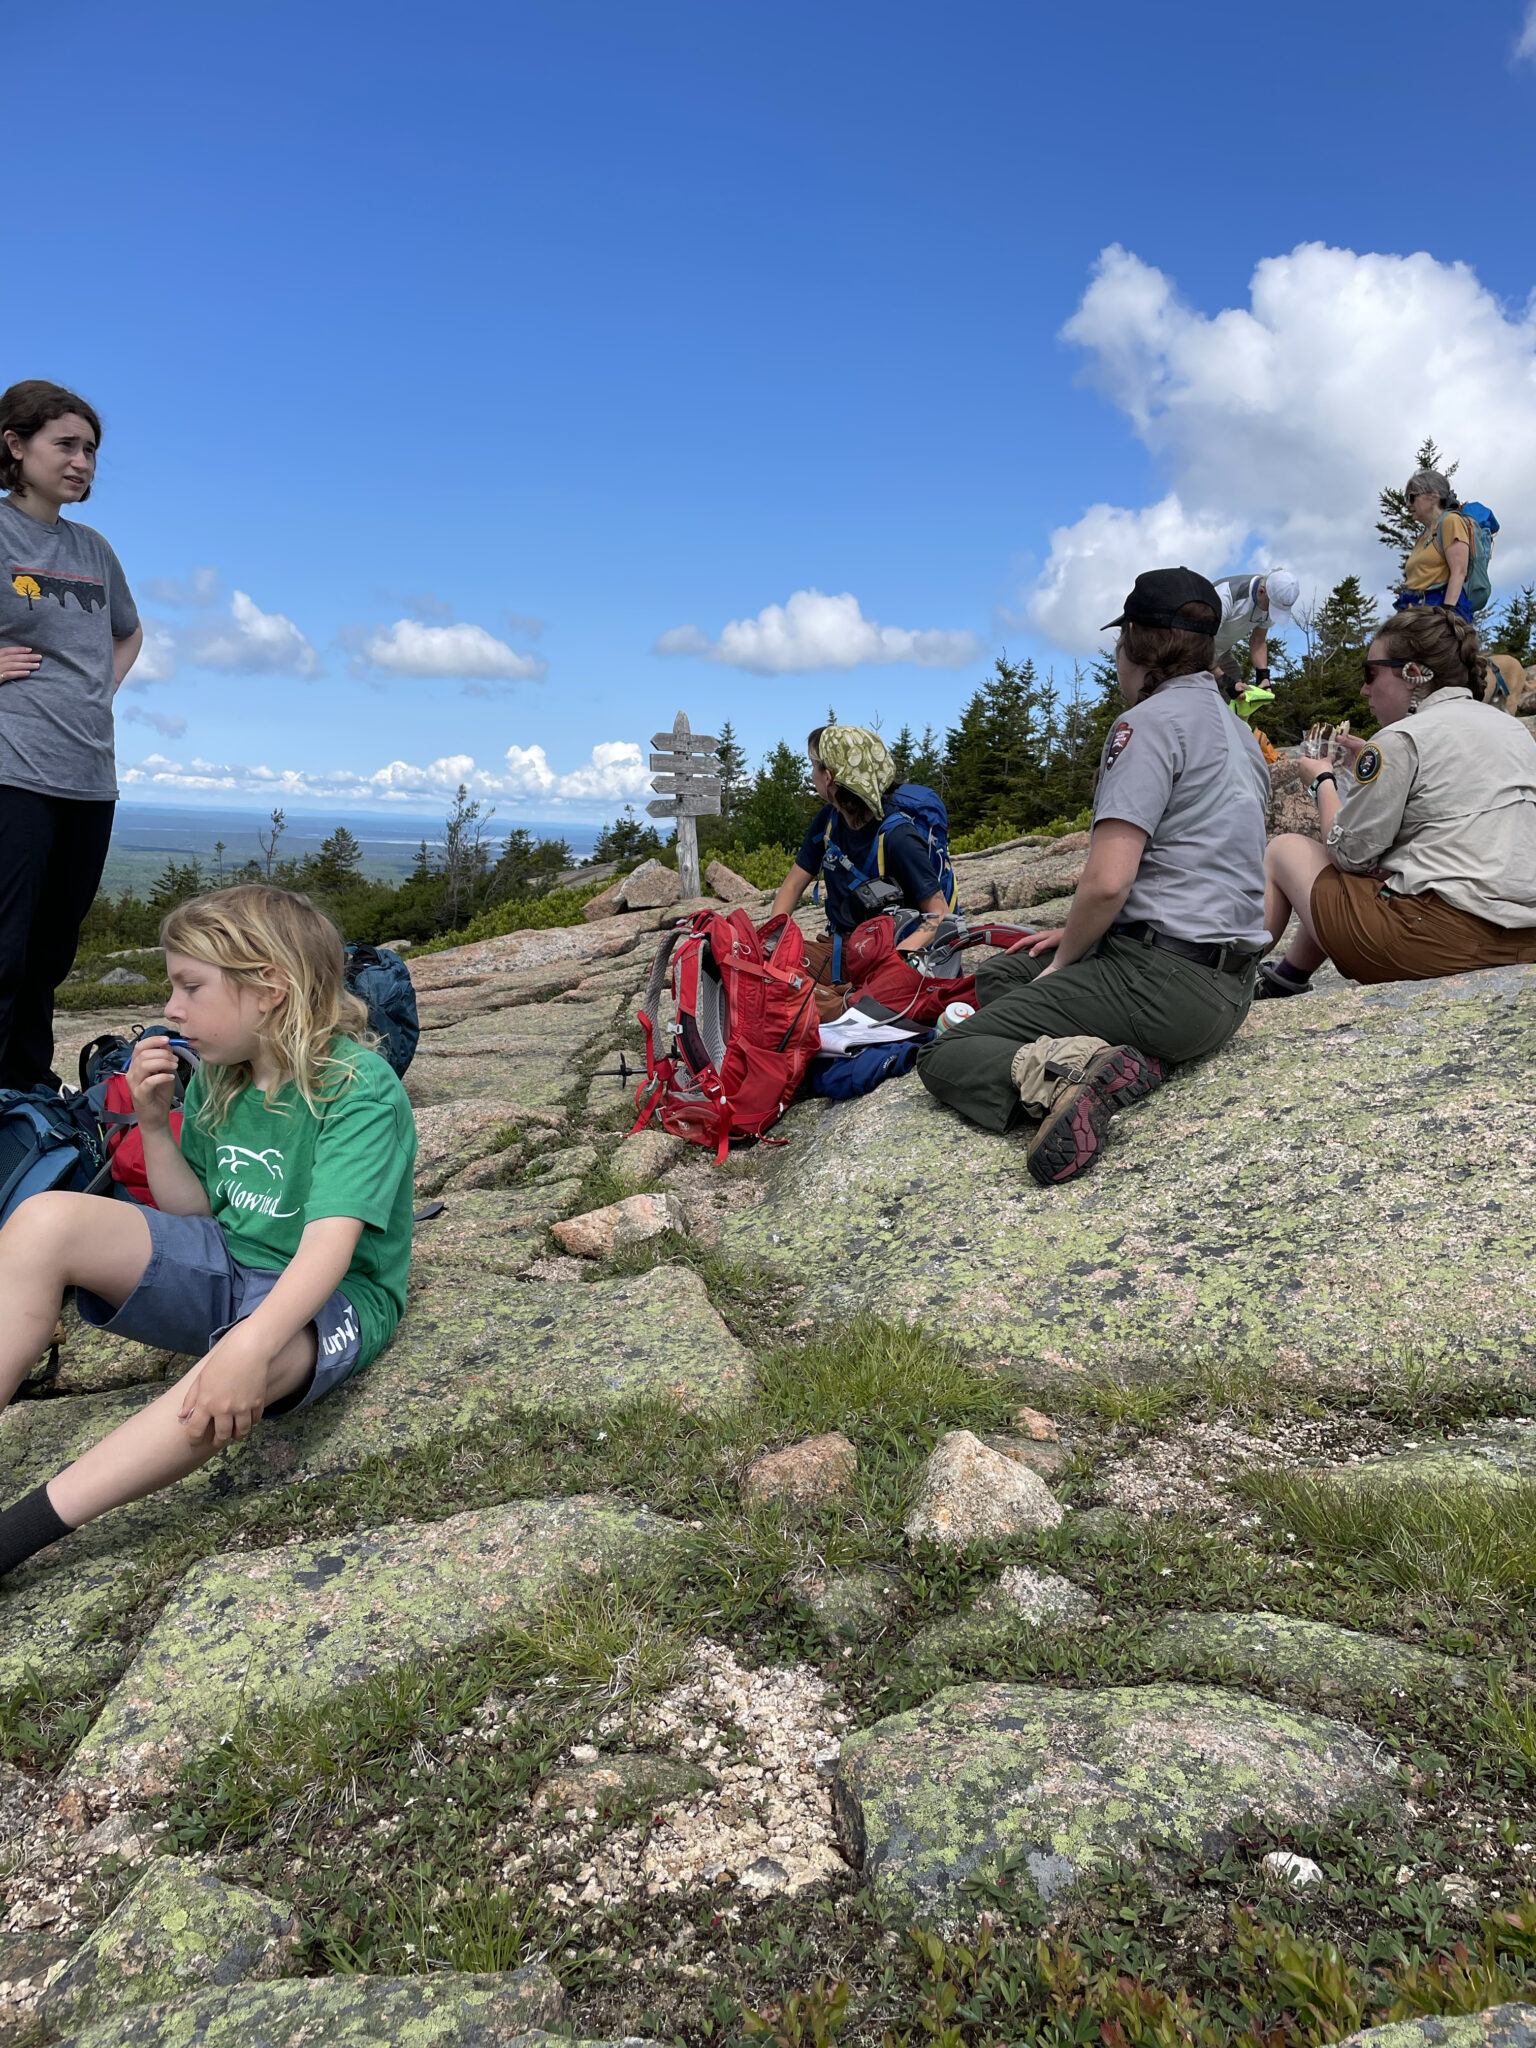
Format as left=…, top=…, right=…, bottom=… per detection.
left=104, top=801, right=604, bottom=895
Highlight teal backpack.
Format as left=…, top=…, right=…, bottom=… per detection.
left=1446, top=503, right=1498, bottom=612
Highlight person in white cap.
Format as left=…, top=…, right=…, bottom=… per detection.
left=1212, top=570, right=1300, bottom=694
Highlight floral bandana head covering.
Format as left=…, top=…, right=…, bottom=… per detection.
left=815, top=725, right=896, bottom=816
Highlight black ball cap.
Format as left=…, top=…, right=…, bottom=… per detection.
left=1102, top=566, right=1222, bottom=632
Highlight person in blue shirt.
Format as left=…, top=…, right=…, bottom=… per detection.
left=770, top=727, right=950, bottom=979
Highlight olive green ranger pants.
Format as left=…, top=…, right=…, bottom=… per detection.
left=916, top=931, right=1257, bottom=1134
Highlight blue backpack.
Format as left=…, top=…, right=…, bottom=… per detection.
left=807, top=1040, right=923, bottom=1100
left=345, top=943, right=420, bottom=1077
left=0, top=1088, right=110, bottom=1226
left=819, top=784, right=959, bottom=914
left=1447, top=503, right=1498, bottom=613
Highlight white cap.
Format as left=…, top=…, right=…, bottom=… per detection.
left=1262, top=570, right=1300, bottom=626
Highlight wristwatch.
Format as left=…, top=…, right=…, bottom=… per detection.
left=1309, top=771, right=1337, bottom=798
left=1252, top=666, right=1271, bottom=683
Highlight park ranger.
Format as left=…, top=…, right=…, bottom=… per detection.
left=917, top=567, right=1270, bottom=1184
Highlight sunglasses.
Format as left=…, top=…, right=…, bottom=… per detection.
left=1360, top=658, right=1409, bottom=685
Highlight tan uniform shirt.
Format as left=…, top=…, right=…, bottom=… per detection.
left=1327, top=689, right=1536, bottom=927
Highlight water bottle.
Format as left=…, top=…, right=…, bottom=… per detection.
left=935, top=1001, right=975, bottom=1036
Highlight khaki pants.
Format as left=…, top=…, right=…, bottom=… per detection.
left=1311, top=870, right=1536, bottom=983
left=916, top=932, right=1254, bottom=1134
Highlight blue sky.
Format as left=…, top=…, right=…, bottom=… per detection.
left=13, top=0, right=1536, bottom=822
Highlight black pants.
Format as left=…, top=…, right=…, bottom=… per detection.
left=0, top=787, right=115, bottom=1091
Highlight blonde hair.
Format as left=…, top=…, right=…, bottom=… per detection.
left=159, top=885, right=372, bottom=1129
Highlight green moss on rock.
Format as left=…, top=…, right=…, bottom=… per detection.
left=833, top=1680, right=1404, bottom=1920
left=41, top=1857, right=297, bottom=2032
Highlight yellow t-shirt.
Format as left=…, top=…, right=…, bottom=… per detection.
left=1403, top=511, right=1471, bottom=591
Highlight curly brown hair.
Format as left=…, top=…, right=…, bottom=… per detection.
left=1371, top=606, right=1490, bottom=701
left=0, top=380, right=103, bottom=498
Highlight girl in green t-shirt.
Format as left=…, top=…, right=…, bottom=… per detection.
left=0, top=885, right=417, bottom=1579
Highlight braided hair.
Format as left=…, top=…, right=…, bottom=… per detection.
left=1372, top=607, right=1490, bottom=704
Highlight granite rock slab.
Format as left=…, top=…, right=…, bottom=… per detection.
left=833, top=1681, right=1404, bottom=1918
left=721, top=965, right=1536, bottom=1374
left=0, top=1269, right=747, bottom=1694
left=1141, top=1611, right=1473, bottom=1699
left=41, top=1858, right=297, bottom=2032
left=54, top=1965, right=572, bottom=2047
left=69, top=1497, right=684, bottom=1794
left=1335, top=2010, right=1536, bottom=2048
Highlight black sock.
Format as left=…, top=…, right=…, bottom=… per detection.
left=1273, top=959, right=1313, bottom=986
left=0, top=1485, right=71, bottom=1577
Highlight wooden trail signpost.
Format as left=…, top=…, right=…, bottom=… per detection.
left=647, top=709, right=721, bottom=899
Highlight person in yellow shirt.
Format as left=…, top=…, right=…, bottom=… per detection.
left=1397, top=468, right=1473, bottom=622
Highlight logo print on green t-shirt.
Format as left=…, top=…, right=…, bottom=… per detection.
left=214, top=1143, right=300, bottom=1220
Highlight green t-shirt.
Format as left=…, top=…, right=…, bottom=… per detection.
left=179, top=1043, right=417, bottom=1367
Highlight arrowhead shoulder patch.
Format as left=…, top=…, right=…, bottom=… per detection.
left=1354, top=745, right=1383, bottom=783
left=1105, top=720, right=1134, bottom=770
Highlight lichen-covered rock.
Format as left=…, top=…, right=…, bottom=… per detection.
left=1333, top=2007, right=1536, bottom=2048
left=610, top=1128, right=688, bottom=1184
left=721, top=965, right=1536, bottom=1373
left=551, top=1192, right=688, bottom=1257
left=409, top=1191, right=564, bottom=1275
left=743, top=1432, right=857, bottom=1506
left=905, top=1567, right=1095, bottom=1669
left=533, top=1750, right=717, bottom=1815
left=411, top=1102, right=531, bottom=1197
left=1330, top=1422, right=1536, bottom=1492
left=53, top=1963, right=572, bottom=2047
left=24, top=1305, right=189, bottom=1397
left=1267, top=757, right=1326, bottom=840
left=406, top=1000, right=605, bottom=1110
left=68, top=1497, right=685, bottom=1795
left=996, top=851, right=1088, bottom=910
left=833, top=1681, right=1404, bottom=1918
left=40, top=1858, right=297, bottom=2031
left=979, top=1435, right=1069, bottom=1480
left=1142, top=1611, right=1472, bottom=1699
left=905, top=1431, right=1064, bottom=1546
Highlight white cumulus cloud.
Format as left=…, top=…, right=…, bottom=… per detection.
left=184, top=590, right=322, bottom=675
left=655, top=588, right=983, bottom=675
left=117, top=738, right=651, bottom=813
left=141, top=566, right=224, bottom=608
left=350, top=619, right=547, bottom=684
left=1028, top=242, right=1536, bottom=653
left=1517, top=1, right=1536, bottom=59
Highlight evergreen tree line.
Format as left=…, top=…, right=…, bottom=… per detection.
left=85, top=440, right=1534, bottom=952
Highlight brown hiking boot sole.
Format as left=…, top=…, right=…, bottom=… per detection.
left=1026, top=1045, right=1165, bottom=1187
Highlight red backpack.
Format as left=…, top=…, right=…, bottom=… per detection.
left=633, top=910, right=822, bottom=1159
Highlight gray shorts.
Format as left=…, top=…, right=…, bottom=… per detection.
left=77, top=1208, right=361, bottom=1415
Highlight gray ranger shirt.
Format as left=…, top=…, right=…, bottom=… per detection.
left=0, top=499, right=139, bottom=801
left=1092, top=669, right=1270, bottom=948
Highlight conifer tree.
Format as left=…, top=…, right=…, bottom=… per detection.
left=1377, top=437, right=1458, bottom=571
left=714, top=720, right=749, bottom=818
left=1489, top=585, right=1536, bottom=666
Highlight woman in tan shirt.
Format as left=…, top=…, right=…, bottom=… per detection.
left=1256, top=606, right=1536, bottom=995
left=1397, top=467, right=1474, bottom=623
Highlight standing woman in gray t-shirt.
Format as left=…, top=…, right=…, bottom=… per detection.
left=0, top=381, right=143, bottom=1089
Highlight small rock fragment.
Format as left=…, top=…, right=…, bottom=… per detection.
left=98, top=967, right=150, bottom=986
left=1261, top=1850, right=1324, bottom=1886
left=551, top=1192, right=689, bottom=1257
left=79, top=1812, right=151, bottom=1861
left=1015, top=1406, right=1059, bottom=1441
left=1441, top=1872, right=1480, bottom=1911
left=905, top=1429, right=1064, bottom=1546
left=994, top=1564, right=1095, bottom=1625
left=743, top=1433, right=857, bottom=1506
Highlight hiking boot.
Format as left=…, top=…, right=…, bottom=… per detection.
left=1253, top=959, right=1313, bottom=1000
left=1025, top=1044, right=1164, bottom=1187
